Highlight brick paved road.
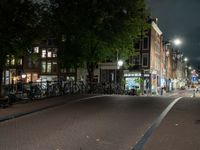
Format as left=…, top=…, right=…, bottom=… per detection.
left=143, top=97, right=200, bottom=150
left=0, top=95, right=174, bottom=150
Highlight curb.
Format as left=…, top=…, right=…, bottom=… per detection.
left=0, top=101, right=67, bottom=123
left=0, top=95, right=106, bottom=123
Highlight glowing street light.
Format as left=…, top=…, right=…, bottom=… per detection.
left=21, top=73, right=26, bottom=79
left=184, top=57, right=188, bottom=62
left=173, top=38, right=182, bottom=46
left=117, top=60, right=123, bottom=68
left=188, top=66, right=192, bottom=70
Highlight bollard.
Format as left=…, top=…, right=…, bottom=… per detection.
left=193, top=89, right=196, bottom=97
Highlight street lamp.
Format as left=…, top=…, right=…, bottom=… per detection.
left=173, top=38, right=182, bottom=46
left=117, top=60, right=123, bottom=69
left=21, top=73, right=26, bottom=79
left=21, top=73, right=26, bottom=93
left=184, top=57, right=188, bottom=62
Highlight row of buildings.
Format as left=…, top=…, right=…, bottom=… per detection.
left=2, top=18, right=191, bottom=94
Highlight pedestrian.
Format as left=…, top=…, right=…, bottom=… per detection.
left=161, top=87, right=163, bottom=95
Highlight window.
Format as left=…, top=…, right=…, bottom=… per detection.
left=69, top=68, right=75, bottom=73
left=47, top=49, right=52, bottom=58
left=134, top=40, right=140, bottom=49
left=52, top=62, right=57, bottom=73
left=11, top=58, right=15, bottom=65
left=47, top=62, right=52, bottom=73
left=32, top=73, right=38, bottom=82
left=41, top=61, right=46, bottom=73
left=61, top=68, right=66, bottom=73
left=34, top=47, right=39, bottom=53
left=142, top=53, right=148, bottom=67
left=52, top=48, right=57, bottom=58
left=130, top=55, right=140, bottom=65
left=143, top=37, right=149, bottom=49
left=17, top=59, right=22, bottom=65
left=42, top=49, right=46, bottom=58
left=47, top=38, right=56, bottom=46
left=6, top=59, right=9, bottom=66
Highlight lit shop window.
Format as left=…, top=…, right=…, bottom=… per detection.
left=42, top=49, right=46, bottom=58
left=47, top=62, right=52, bottom=73
left=41, top=61, right=46, bottom=73
left=34, top=47, right=39, bottom=53
left=32, top=73, right=38, bottom=82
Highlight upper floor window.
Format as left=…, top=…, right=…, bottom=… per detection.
left=143, top=37, right=149, bottom=50
left=47, top=49, right=52, bottom=58
left=142, top=53, right=149, bottom=67
left=42, top=49, right=46, bottom=58
left=129, top=55, right=140, bottom=65
left=133, top=39, right=141, bottom=50
left=16, top=59, right=22, bottom=65
left=33, top=47, right=39, bottom=53
left=47, top=38, right=56, bottom=46
left=52, top=48, right=57, bottom=58
left=6, top=59, right=10, bottom=66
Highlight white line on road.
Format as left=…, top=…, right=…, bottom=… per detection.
left=69, top=95, right=108, bottom=104
left=132, top=97, right=183, bottom=150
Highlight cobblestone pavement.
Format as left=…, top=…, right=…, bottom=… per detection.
left=0, top=95, right=173, bottom=150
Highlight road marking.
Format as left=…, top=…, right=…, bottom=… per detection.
left=68, top=95, right=108, bottom=104
left=132, top=97, right=182, bottom=150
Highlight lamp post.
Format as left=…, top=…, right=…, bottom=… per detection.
left=114, top=59, right=123, bottom=94
left=117, top=60, right=123, bottom=69
left=21, top=73, right=26, bottom=93
left=115, top=60, right=124, bottom=82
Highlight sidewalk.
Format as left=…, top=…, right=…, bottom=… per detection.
left=0, top=94, right=95, bottom=122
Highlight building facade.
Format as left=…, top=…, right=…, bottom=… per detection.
left=124, top=18, right=163, bottom=95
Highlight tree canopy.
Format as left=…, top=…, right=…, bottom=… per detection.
left=0, top=0, right=48, bottom=96
left=0, top=0, right=49, bottom=65
left=50, top=0, right=148, bottom=73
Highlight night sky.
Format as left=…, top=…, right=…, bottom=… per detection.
left=146, top=0, right=200, bottom=68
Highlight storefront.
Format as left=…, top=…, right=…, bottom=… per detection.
left=124, top=72, right=151, bottom=94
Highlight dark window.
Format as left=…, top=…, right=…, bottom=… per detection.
left=47, top=38, right=56, bottom=46
left=129, top=55, right=140, bottom=65
left=143, top=37, right=149, bottom=49
left=134, top=41, right=140, bottom=49
left=133, top=39, right=141, bottom=50
left=142, top=54, right=148, bottom=67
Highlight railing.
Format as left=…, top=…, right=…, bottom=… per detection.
left=2, top=81, right=126, bottom=103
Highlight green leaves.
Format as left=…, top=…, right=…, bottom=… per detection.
left=51, top=0, right=148, bottom=70
left=0, top=0, right=48, bottom=67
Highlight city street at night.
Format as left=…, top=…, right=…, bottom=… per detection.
left=1, top=0, right=200, bottom=150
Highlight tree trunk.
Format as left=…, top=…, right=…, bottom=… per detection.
left=87, top=62, right=95, bottom=93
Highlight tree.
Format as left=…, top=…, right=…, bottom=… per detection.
left=50, top=0, right=148, bottom=85
left=0, top=0, right=48, bottom=97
